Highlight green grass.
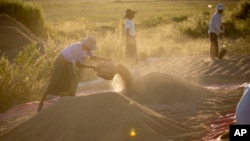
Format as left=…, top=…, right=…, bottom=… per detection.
left=0, top=0, right=249, bottom=112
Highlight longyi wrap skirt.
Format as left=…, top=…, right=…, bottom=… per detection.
left=45, top=54, right=78, bottom=96
left=126, top=36, right=138, bottom=64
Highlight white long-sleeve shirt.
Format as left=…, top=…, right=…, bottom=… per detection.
left=61, top=42, right=94, bottom=63
left=125, top=19, right=136, bottom=36
left=208, top=12, right=223, bottom=35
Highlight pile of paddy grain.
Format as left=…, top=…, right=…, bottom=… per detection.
left=0, top=92, right=193, bottom=141
left=0, top=14, right=37, bottom=59
left=131, top=72, right=215, bottom=104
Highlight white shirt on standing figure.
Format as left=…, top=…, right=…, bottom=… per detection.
left=125, top=19, right=136, bottom=37
left=208, top=4, right=224, bottom=35
left=208, top=12, right=223, bottom=35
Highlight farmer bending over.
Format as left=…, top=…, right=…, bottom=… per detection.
left=37, top=36, right=111, bottom=111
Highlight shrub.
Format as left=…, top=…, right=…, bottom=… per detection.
left=232, top=0, right=250, bottom=20
left=0, top=40, right=58, bottom=112
left=178, top=11, right=210, bottom=38
left=0, top=0, right=47, bottom=37
left=229, top=1, right=250, bottom=37
left=171, top=15, right=188, bottom=23
left=0, top=45, right=41, bottom=112
left=142, top=15, right=168, bottom=27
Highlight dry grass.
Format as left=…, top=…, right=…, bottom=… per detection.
left=1, top=0, right=249, bottom=112
left=33, top=0, right=245, bottom=59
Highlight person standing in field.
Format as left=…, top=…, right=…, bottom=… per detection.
left=37, top=36, right=111, bottom=111
left=208, top=4, right=224, bottom=60
left=124, top=9, right=138, bottom=65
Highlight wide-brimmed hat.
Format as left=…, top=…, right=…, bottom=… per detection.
left=216, top=4, right=224, bottom=10
left=82, top=36, right=97, bottom=50
left=124, top=9, right=137, bottom=18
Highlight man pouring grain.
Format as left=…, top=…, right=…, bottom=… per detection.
left=37, top=36, right=111, bottom=111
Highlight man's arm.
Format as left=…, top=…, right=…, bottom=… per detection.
left=90, top=55, right=112, bottom=61
left=75, top=62, right=96, bottom=69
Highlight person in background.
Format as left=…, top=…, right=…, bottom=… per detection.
left=37, top=36, right=111, bottom=111
left=208, top=4, right=224, bottom=60
left=124, top=9, right=138, bottom=65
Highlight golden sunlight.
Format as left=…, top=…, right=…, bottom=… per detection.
left=130, top=101, right=133, bottom=105
left=111, top=74, right=125, bottom=92
left=129, top=128, right=136, bottom=137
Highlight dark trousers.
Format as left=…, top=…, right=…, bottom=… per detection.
left=45, top=54, right=78, bottom=96
left=209, top=32, right=218, bottom=59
